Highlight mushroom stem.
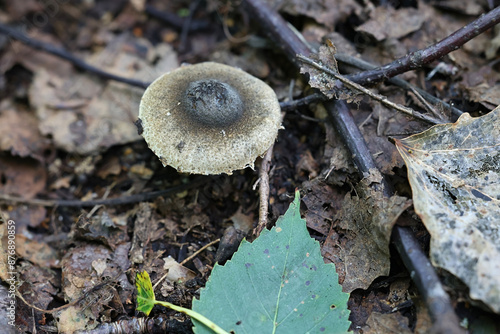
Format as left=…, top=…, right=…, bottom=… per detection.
left=254, top=110, right=285, bottom=237
left=253, top=145, right=275, bottom=237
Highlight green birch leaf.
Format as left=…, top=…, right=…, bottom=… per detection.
left=136, top=270, right=156, bottom=316
left=192, top=190, right=351, bottom=334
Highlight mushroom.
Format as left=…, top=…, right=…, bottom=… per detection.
left=137, top=62, right=282, bottom=175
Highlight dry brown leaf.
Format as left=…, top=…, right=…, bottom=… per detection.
left=300, top=43, right=362, bottom=103
left=395, top=106, right=500, bottom=313
left=56, top=306, right=88, bottom=334
left=326, top=169, right=412, bottom=292
left=265, top=0, right=361, bottom=28
left=17, top=262, right=58, bottom=333
left=302, top=178, right=343, bottom=236
left=356, top=7, right=426, bottom=41
left=60, top=242, right=133, bottom=331
left=361, top=100, right=425, bottom=174
left=0, top=155, right=47, bottom=199
left=28, top=33, right=178, bottom=155
left=163, top=256, right=196, bottom=283
left=15, top=234, right=59, bottom=268
left=464, top=84, right=500, bottom=110
left=362, top=311, right=413, bottom=334
left=0, top=101, right=49, bottom=159
left=228, top=206, right=254, bottom=233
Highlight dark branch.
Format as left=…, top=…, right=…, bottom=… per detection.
left=335, top=53, right=464, bottom=118
left=279, top=93, right=325, bottom=111
left=145, top=4, right=211, bottom=31
left=0, top=23, right=151, bottom=89
left=0, top=177, right=211, bottom=207
left=347, top=6, right=500, bottom=85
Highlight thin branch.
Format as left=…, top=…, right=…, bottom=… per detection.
left=297, top=54, right=444, bottom=125
left=334, top=53, right=464, bottom=118
left=0, top=177, right=211, bottom=207
left=145, top=4, right=211, bottom=31
left=408, top=86, right=445, bottom=121
left=153, top=238, right=221, bottom=291
left=346, top=6, right=500, bottom=85
left=179, top=0, right=202, bottom=51
left=253, top=144, right=275, bottom=237
left=0, top=23, right=150, bottom=89
left=279, top=93, right=326, bottom=111
left=392, top=227, right=464, bottom=334
left=253, top=109, right=284, bottom=237
left=279, top=56, right=464, bottom=119
left=179, top=238, right=220, bottom=266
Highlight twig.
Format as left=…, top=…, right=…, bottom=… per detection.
left=0, top=23, right=150, bottom=89
left=297, top=54, right=444, bottom=125
left=17, top=290, right=78, bottom=315
left=0, top=177, right=211, bottom=207
left=73, top=315, right=191, bottom=334
left=279, top=93, right=326, bottom=111
left=392, top=227, right=463, bottom=334
left=243, top=0, right=464, bottom=332
left=279, top=54, right=463, bottom=119
left=145, top=4, right=211, bottom=31
left=153, top=238, right=221, bottom=291
left=334, top=53, right=464, bottom=118
left=408, top=86, right=444, bottom=121
left=179, top=238, right=220, bottom=266
left=253, top=144, right=275, bottom=237
left=279, top=57, right=463, bottom=120
left=346, top=6, right=500, bottom=85
left=179, top=0, right=202, bottom=51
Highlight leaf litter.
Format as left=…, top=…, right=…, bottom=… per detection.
left=323, top=169, right=412, bottom=292
left=28, top=32, right=178, bottom=154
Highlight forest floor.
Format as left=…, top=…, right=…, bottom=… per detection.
left=0, top=0, right=499, bottom=333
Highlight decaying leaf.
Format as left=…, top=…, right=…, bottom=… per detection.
left=162, top=256, right=196, bottom=283
left=362, top=311, right=413, bottom=334
left=355, top=7, right=426, bottom=42
left=17, top=262, right=58, bottom=333
left=0, top=155, right=47, bottom=199
left=0, top=101, right=49, bottom=159
left=15, top=234, right=59, bottom=269
left=325, top=169, right=412, bottom=292
left=395, top=107, right=500, bottom=313
left=135, top=270, right=156, bottom=316
left=28, top=33, right=178, bottom=155
left=265, top=0, right=361, bottom=28
left=60, top=243, right=133, bottom=331
left=300, top=42, right=362, bottom=103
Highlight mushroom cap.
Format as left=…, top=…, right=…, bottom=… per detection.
left=138, top=62, right=282, bottom=175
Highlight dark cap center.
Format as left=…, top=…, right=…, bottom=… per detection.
left=184, top=79, right=244, bottom=127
